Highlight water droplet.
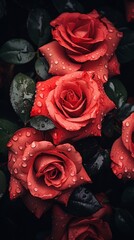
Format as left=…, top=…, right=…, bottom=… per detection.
left=13, top=135, right=18, bottom=141
left=15, top=151, right=18, bottom=155
left=112, top=43, right=115, bottom=47
left=30, top=153, right=33, bottom=157
left=14, top=168, right=18, bottom=174
left=70, top=172, right=75, bottom=177
left=125, top=122, right=130, bottom=127
left=34, top=187, right=38, bottom=192
left=104, top=64, right=108, bottom=68
left=67, top=147, right=72, bottom=152
left=28, top=182, right=32, bottom=186
left=39, top=93, right=44, bottom=99
left=125, top=138, right=128, bottom=143
left=26, top=131, right=31, bottom=137
left=19, top=146, right=23, bottom=150
left=49, top=53, right=52, bottom=57
left=72, top=177, right=77, bottom=182
left=97, top=124, right=101, bottom=130
left=53, top=133, right=58, bottom=139
left=62, top=66, right=66, bottom=69
left=22, top=162, right=27, bottom=168
left=109, top=29, right=114, bottom=33
left=120, top=156, right=124, bottom=160
left=55, top=60, right=58, bottom=64
left=117, top=32, right=123, bottom=38
left=31, top=142, right=36, bottom=148
left=7, top=141, right=12, bottom=147
left=103, top=74, right=108, bottom=81
left=124, top=167, right=128, bottom=172
left=80, top=176, right=84, bottom=180
left=22, top=156, right=27, bottom=161
left=12, top=157, right=16, bottom=162
left=16, top=188, right=21, bottom=193
left=47, top=48, right=50, bottom=51
left=37, top=101, right=42, bottom=107
left=108, top=36, right=112, bottom=40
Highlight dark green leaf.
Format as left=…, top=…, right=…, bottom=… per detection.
left=121, top=184, right=134, bottom=211
left=116, top=28, right=134, bottom=63
left=0, top=119, right=19, bottom=153
left=84, top=149, right=111, bottom=179
left=104, top=77, right=127, bottom=108
left=98, top=6, right=126, bottom=29
left=114, top=208, right=134, bottom=236
left=27, top=8, right=51, bottom=47
left=67, top=184, right=102, bottom=216
left=35, top=57, right=50, bottom=79
left=0, top=170, right=6, bottom=198
left=10, top=73, right=35, bottom=124
left=30, top=116, right=55, bottom=131
left=52, top=0, right=84, bottom=13
left=116, top=103, right=134, bottom=121
left=0, top=39, right=35, bottom=64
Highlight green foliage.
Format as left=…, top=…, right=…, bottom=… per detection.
left=27, top=8, right=51, bottom=47
left=10, top=73, right=35, bottom=124
left=0, top=39, right=35, bottom=64
left=30, top=115, right=55, bottom=131
left=104, top=77, right=127, bottom=108
left=0, top=119, right=19, bottom=153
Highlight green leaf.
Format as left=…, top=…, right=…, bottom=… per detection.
left=116, top=28, right=134, bottom=63
left=27, top=8, right=51, bottom=47
left=116, top=103, right=134, bottom=121
left=10, top=73, right=36, bottom=124
left=67, top=184, right=102, bottom=217
left=0, top=119, right=19, bottom=153
left=30, top=116, right=55, bottom=131
left=0, top=170, right=7, bottom=198
left=52, top=0, right=84, bottom=13
left=104, top=77, right=127, bottom=108
left=0, top=39, right=35, bottom=64
left=35, top=57, right=50, bottom=80
left=114, top=208, right=134, bottom=237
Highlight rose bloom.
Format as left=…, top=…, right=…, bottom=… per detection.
left=47, top=193, right=112, bottom=240
left=7, top=127, right=90, bottom=218
left=39, top=10, right=123, bottom=81
left=124, top=0, right=134, bottom=22
left=111, top=112, right=134, bottom=180
left=31, top=71, right=115, bottom=145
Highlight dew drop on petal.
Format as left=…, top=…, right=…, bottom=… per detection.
left=55, top=60, right=58, bottom=64
left=28, top=182, right=32, bottom=186
left=16, top=188, right=21, bottom=193
left=26, top=131, right=31, bottom=137
left=37, top=101, right=42, bottom=107
left=13, top=135, right=18, bottom=141
left=34, top=188, right=38, bottom=192
left=31, top=142, right=36, bottom=148
left=125, top=122, right=130, bottom=127
left=14, top=168, right=18, bottom=174
left=118, top=173, right=122, bottom=179
left=22, top=156, right=27, bottom=161
left=22, top=162, right=27, bottom=168
left=7, top=141, right=13, bottom=147
left=39, top=93, right=44, bottom=99
left=67, top=147, right=72, bottom=152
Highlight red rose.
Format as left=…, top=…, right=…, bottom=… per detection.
left=110, top=112, right=134, bottom=180
left=47, top=195, right=112, bottom=240
left=124, top=0, right=134, bottom=22
left=31, top=71, right=115, bottom=145
left=7, top=127, right=91, bottom=217
left=39, top=10, right=122, bottom=81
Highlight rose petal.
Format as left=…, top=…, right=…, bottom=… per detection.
left=122, top=112, right=134, bottom=154
left=39, top=41, right=81, bottom=75
left=111, top=137, right=134, bottom=180
left=124, top=0, right=134, bottom=22
left=101, top=17, right=123, bottom=60
left=22, top=192, right=53, bottom=218
left=9, top=176, right=25, bottom=199
left=81, top=57, right=108, bottom=82
left=108, top=54, right=120, bottom=77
